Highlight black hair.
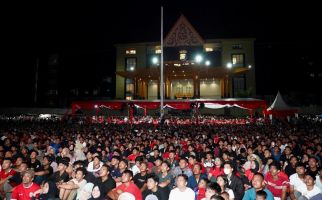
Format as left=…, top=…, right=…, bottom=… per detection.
left=147, top=173, right=159, bottom=183
left=269, top=161, right=281, bottom=171
left=256, top=190, right=267, bottom=199
left=207, top=182, right=222, bottom=194
left=177, top=174, right=189, bottom=182
left=123, top=169, right=133, bottom=178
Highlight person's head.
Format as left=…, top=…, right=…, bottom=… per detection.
left=161, top=161, right=170, bottom=173
left=176, top=174, right=188, bottom=189
left=121, top=170, right=133, bottom=183
left=93, top=156, right=101, bottom=166
left=169, top=150, right=176, bottom=159
left=214, top=157, right=223, bottom=167
left=295, top=162, right=306, bottom=176
left=206, top=182, right=221, bottom=199
left=19, top=162, right=28, bottom=172
left=269, top=161, right=281, bottom=176
left=14, top=156, right=23, bottom=166
left=217, top=175, right=229, bottom=189
left=139, top=162, right=148, bottom=173
left=91, top=185, right=101, bottom=199
left=146, top=173, right=159, bottom=190
left=1, top=158, right=12, bottom=170
left=308, top=156, right=318, bottom=169
left=193, top=163, right=202, bottom=175
left=111, top=156, right=120, bottom=166
left=57, top=160, right=68, bottom=172
left=221, top=192, right=229, bottom=200
left=118, top=159, right=128, bottom=170
left=304, top=173, right=316, bottom=186
left=22, top=170, right=35, bottom=185
left=198, top=178, right=209, bottom=189
left=289, top=156, right=298, bottom=166
left=223, top=161, right=234, bottom=176
left=154, top=157, right=163, bottom=167
left=179, top=157, right=188, bottom=169
left=42, top=155, right=52, bottom=166
left=30, top=150, right=38, bottom=159
left=75, top=167, right=86, bottom=181
left=210, top=195, right=225, bottom=200
left=251, top=173, right=265, bottom=190
left=99, top=164, right=110, bottom=178
left=256, top=190, right=267, bottom=200
left=188, top=155, right=197, bottom=165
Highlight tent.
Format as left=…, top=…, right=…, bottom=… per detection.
left=265, top=91, right=298, bottom=118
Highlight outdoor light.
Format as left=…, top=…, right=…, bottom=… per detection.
left=130, top=66, right=134, bottom=71
left=205, top=60, right=211, bottom=66
left=226, top=62, right=232, bottom=69
left=248, top=65, right=252, bottom=69
left=194, top=54, right=203, bottom=63
left=152, top=56, right=159, bottom=65
left=94, top=104, right=98, bottom=109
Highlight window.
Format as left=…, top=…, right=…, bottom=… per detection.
left=126, top=58, right=136, bottom=71
left=126, top=49, right=136, bottom=54
left=231, top=54, right=245, bottom=67
left=233, top=77, right=245, bottom=97
left=232, top=44, right=242, bottom=49
left=205, top=47, right=213, bottom=52
left=179, top=50, right=187, bottom=61
left=125, top=78, right=134, bottom=99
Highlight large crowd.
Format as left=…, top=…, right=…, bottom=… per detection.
left=0, top=115, right=321, bottom=200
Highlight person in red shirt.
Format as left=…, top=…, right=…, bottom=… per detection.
left=108, top=169, right=142, bottom=200
left=0, top=158, right=16, bottom=198
left=11, top=170, right=41, bottom=200
left=264, top=161, right=289, bottom=200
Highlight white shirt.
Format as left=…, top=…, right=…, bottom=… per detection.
left=315, top=175, right=322, bottom=191
left=301, top=185, right=321, bottom=199
left=289, top=173, right=306, bottom=193
left=169, top=187, right=195, bottom=200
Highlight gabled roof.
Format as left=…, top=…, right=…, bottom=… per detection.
left=267, top=91, right=292, bottom=111
left=164, top=14, right=204, bottom=47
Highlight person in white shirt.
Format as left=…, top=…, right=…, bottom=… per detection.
left=315, top=168, right=322, bottom=191
left=299, top=173, right=321, bottom=199
left=289, top=163, right=307, bottom=200
left=169, top=174, right=195, bottom=200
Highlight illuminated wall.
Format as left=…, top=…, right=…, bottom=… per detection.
left=200, top=79, right=221, bottom=99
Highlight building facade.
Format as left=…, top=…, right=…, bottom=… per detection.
left=115, top=15, right=255, bottom=100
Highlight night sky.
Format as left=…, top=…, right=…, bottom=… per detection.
left=2, top=1, right=321, bottom=107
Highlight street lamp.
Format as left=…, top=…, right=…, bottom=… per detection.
left=195, top=54, right=203, bottom=63
left=152, top=56, right=159, bottom=65
left=226, top=62, right=233, bottom=98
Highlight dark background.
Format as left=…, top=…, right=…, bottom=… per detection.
left=2, top=1, right=321, bottom=107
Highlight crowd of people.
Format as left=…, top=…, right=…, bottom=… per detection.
left=0, top=114, right=321, bottom=200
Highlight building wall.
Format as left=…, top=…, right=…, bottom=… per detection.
left=221, top=39, right=256, bottom=97
left=200, top=79, right=221, bottom=98
left=115, top=44, right=149, bottom=99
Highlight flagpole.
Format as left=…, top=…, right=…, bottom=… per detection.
left=160, top=6, right=164, bottom=118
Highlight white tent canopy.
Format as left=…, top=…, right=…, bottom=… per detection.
left=204, top=103, right=248, bottom=110
left=267, top=91, right=291, bottom=111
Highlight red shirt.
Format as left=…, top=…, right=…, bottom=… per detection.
left=209, top=166, right=223, bottom=178
left=11, top=182, right=40, bottom=200
left=0, top=168, right=17, bottom=187
left=116, top=181, right=142, bottom=200
left=264, top=172, right=289, bottom=198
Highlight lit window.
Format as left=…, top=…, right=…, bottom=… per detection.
left=231, top=54, right=245, bottom=66
left=126, top=58, right=136, bottom=71
left=179, top=50, right=187, bottom=61
left=155, top=49, right=162, bottom=54
left=126, top=49, right=136, bottom=54
left=205, top=47, right=213, bottom=52
left=232, top=44, right=242, bottom=50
